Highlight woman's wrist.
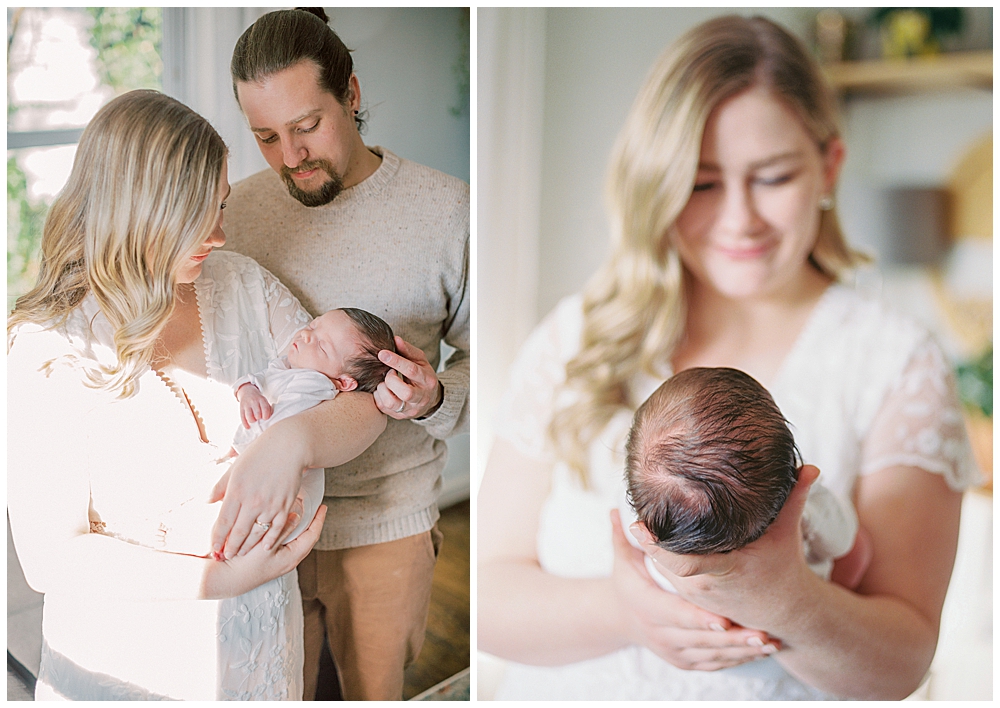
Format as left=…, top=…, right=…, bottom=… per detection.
left=596, top=576, right=636, bottom=652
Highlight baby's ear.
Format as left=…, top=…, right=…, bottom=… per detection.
left=629, top=520, right=657, bottom=549
left=332, top=375, right=358, bottom=392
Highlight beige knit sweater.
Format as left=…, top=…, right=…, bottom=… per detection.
left=223, top=147, right=470, bottom=550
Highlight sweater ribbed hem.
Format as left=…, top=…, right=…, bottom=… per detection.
left=314, top=504, right=440, bottom=551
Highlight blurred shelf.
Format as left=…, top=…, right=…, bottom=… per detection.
left=823, top=51, right=993, bottom=94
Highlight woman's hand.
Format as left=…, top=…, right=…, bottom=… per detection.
left=203, top=506, right=326, bottom=599
left=209, top=393, right=385, bottom=559
left=208, top=435, right=304, bottom=559
left=610, top=509, right=779, bottom=670
left=636, top=466, right=821, bottom=633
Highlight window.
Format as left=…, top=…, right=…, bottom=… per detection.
left=7, top=7, right=162, bottom=310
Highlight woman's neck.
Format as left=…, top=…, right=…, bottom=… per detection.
left=673, top=266, right=832, bottom=386
left=152, top=284, right=207, bottom=377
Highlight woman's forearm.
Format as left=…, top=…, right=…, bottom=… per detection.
left=479, top=559, right=627, bottom=665
left=769, top=575, right=937, bottom=699
left=265, top=391, right=386, bottom=470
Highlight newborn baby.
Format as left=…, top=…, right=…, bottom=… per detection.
left=622, top=367, right=871, bottom=592
left=153, top=308, right=396, bottom=556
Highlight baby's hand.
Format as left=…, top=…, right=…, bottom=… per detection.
left=237, top=383, right=272, bottom=429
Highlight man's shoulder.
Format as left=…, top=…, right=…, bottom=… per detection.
left=381, top=149, right=469, bottom=204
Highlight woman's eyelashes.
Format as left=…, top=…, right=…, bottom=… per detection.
left=753, top=172, right=795, bottom=187
left=691, top=172, right=796, bottom=192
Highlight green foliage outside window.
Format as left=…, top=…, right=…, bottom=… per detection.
left=7, top=156, right=48, bottom=311
left=956, top=343, right=992, bottom=418
left=7, top=7, right=162, bottom=313
left=86, top=7, right=162, bottom=92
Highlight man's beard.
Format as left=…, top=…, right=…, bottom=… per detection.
left=280, top=159, right=345, bottom=207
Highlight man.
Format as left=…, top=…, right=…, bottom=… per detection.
left=223, top=9, right=469, bottom=701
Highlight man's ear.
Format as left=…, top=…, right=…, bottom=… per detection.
left=332, top=375, right=358, bottom=392
left=347, top=73, right=361, bottom=113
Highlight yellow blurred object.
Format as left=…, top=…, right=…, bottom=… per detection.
left=948, top=134, right=992, bottom=242
left=881, top=10, right=938, bottom=58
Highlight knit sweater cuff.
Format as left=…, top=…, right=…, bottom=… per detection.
left=313, top=504, right=441, bottom=550
left=415, top=368, right=469, bottom=440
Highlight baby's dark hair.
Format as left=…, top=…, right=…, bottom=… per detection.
left=625, top=367, right=800, bottom=555
left=338, top=307, right=396, bottom=393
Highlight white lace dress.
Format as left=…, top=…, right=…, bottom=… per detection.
left=8, top=251, right=312, bottom=700
left=492, top=283, right=980, bottom=700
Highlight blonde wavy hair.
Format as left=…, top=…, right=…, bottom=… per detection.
left=549, top=15, right=868, bottom=483
left=8, top=89, right=227, bottom=398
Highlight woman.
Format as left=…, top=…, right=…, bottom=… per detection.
left=478, top=15, right=978, bottom=700
left=7, top=90, right=385, bottom=700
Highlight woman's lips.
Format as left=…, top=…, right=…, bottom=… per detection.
left=190, top=252, right=211, bottom=263
left=715, top=241, right=776, bottom=259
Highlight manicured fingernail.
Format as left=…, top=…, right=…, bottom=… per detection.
left=263, top=543, right=272, bottom=551
left=709, top=623, right=726, bottom=633
left=213, top=543, right=221, bottom=552
left=747, top=636, right=764, bottom=647
left=762, top=643, right=778, bottom=655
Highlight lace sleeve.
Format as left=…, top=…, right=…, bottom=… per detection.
left=860, top=336, right=981, bottom=491
left=493, top=298, right=583, bottom=460
left=259, top=265, right=312, bottom=354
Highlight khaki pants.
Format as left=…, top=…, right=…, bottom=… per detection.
left=298, top=526, right=443, bottom=700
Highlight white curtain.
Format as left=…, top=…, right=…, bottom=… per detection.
left=476, top=8, right=547, bottom=483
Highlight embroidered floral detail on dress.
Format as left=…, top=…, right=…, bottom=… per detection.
left=862, top=337, right=979, bottom=490
left=218, top=573, right=300, bottom=701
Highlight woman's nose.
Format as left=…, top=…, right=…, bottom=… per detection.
left=720, top=183, right=765, bottom=236
left=206, top=223, right=226, bottom=247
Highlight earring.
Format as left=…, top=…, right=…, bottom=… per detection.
left=818, top=195, right=835, bottom=211
left=353, top=109, right=359, bottom=115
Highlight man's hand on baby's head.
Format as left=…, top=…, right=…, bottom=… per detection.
left=237, top=383, right=273, bottom=429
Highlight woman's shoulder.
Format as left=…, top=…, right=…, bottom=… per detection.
left=198, top=250, right=286, bottom=306
left=201, top=249, right=267, bottom=280
left=785, top=282, right=944, bottom=435
left=9, top=297, right=113, bottom=367
left=807, top=283, right=934, bottom=374
left=503, top=294, right=586, bottom=385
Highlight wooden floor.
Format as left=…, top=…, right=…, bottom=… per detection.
left=313, top=499, right=470, bottom=700
left=404, top=499, right=471, bottom=699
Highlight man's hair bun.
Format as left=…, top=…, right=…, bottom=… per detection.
left=295, top=7, right=329, bottom=24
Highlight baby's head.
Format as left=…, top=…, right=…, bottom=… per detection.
left=286, top=307, right=396, bottom=393
left=625, top=367, right=799, bottom=555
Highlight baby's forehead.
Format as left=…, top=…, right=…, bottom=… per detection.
left=314, top=310, right=366, bottom=342
left=313, top=309, right=349, bottom=330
